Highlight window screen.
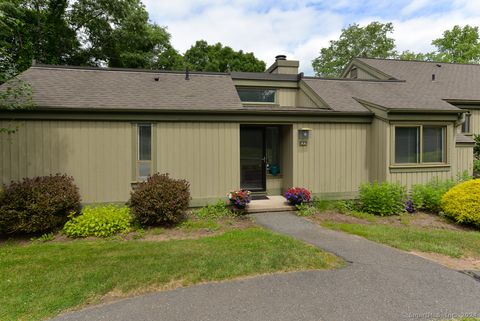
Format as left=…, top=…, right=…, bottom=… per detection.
left=138, top=124, right=151, bottom=161
left=137, top=124, right=152, bottom=179
left=422, top=126, right=445, bottom=163
left=395, top=127, right=419, bottom=164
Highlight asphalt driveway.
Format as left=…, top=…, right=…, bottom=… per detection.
left=52, top=212, right=480, bottom=321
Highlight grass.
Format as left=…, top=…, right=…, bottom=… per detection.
left=177, top=218, right=221, bottom=231
left=0, top=227, right=342, bottom=321
left=321, top=221, right=480, bottom=258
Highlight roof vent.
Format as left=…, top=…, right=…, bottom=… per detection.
left=154, top=77, right=159, bottom=81
left=436, top=64, right=442, bottom=67
left=432, top=74, right=436, bottom=81
left=275, top=55, right=287, bottom=61
left=185, top=67, right=190, bottom=80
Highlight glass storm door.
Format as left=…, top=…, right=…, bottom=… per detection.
left=240, top=127, right=266, bottom=191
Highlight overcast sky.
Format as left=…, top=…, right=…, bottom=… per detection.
left=143, top=0, right=480, bottom=75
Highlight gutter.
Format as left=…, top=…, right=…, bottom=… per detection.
left=2, top=106, right=374, bottom=117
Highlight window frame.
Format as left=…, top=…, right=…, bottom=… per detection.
left=391, top=123, right=449, bottom=168
left=134, top=123, right=155, bottom=181
left=236, top=87, right=277, bottom=105
left=461, top=113, right=472, bottom=134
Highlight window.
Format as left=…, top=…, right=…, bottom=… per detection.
left=394, top=125, right=446, bottom=165
left=266, top=127, right=281, bottom=174
left=237, top=88, right=276, bottom=103
left=462, top=113, right=471, bottom=133
left=137, top=124, right=152, bottom=180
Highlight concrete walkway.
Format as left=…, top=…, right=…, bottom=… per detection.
left=52, top=212, right=480, bottom=321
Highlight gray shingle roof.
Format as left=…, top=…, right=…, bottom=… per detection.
left=15, top=66, right=243, bottom=111
left=302, top=78, right=460, bottom=112
left=302, top=58, right=480, bottom=113
left=357, top=58, right=480, bottom=102
left=4, top=58, right=480, bottom=114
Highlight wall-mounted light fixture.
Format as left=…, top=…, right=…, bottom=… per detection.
left=298, top=128, right=311, bottom=146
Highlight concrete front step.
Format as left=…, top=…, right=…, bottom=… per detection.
left=246, top=195, right=296, bottom=213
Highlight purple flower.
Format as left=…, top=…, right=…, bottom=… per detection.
left=405, top=200, right=415, bottom=213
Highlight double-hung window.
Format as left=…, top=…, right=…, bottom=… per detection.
left=394, top=125, right=447, bottom=165
left=137, top=123, right=152, bottom=180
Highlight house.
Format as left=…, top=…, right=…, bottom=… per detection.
left=0, top=56, right=476, bottom=206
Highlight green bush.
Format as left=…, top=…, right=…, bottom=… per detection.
left=129, top=173, right=190, bottom=226
left=359, top=182, right=407, bottom=216
left=441, top=179, right=480, bottom=227
left=195, top=200, right=233, bottom=219
left=411, top=178, right=457, bottom=213
left=474, top=159, right=480, bottom=173
left=0, top=174, right=81, bottom=234
left=474, top=134, right=480, bottom=159
left=295, top=203, right=317, bottom=217
left=411, top=173, right=471, bottom=214
left=63, top=205, right=132, bottom=238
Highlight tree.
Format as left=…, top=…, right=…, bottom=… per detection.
left=397, top=50, right=431, bottom=61
left=183, top=40, right=266, bottom=72
left=312, top=22, right=397, bottom=77
left=0, top=0, right=34, bottom=74
left=431, top=25, right=480, bottom=64
left=70, top=0, right=181, bottom=69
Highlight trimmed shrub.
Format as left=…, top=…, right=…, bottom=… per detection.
left=63, top=205, right=132, bottom=238
left=129, top=173, right=190, bottom=226
left=411, top=178, right=457, bottom=213
left=441, top=179, right=480, bottom=227
left=0, top=174, right=81, bottom=234
left=359, top=182, right=406, bottom=216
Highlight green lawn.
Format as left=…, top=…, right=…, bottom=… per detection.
left=0, top=227, right=342, bottom=321
left=321, top=221, right=480, bottom=258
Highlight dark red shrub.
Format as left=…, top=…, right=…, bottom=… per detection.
left=129, top=173, right=190, bottom=226
left=0, top=174, right=81, bottom=234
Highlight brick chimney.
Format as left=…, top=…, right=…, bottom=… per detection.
left=266, top=55, right=299, bottom=75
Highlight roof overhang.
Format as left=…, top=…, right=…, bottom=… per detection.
left=355, top=97, right=463, bottom=121
left=1, top=107, right=374, bottom=123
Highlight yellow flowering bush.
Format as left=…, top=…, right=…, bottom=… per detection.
left=441, top=179, right=480, bottom=227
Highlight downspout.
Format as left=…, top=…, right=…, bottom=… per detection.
left=455, top=112, right=466, bottom=127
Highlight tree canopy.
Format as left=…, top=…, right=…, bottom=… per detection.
left=312, top=22, right=480, bottom=77
left=312, top=22, right=397, bottom=77
left=184, top=40, right=266, bottom=72
left=431, top=25, right=480, bottom=63
left=0, top=0, right=265, bottom=75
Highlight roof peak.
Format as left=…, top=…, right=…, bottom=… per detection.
left=303, top=76, right=405, bottom=83
left=31, top=64, right=231, bottom=76
left=356, top=57, right=480, bottom=67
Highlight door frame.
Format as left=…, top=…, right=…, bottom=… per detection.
left=240, top=125, right=267, bottom=192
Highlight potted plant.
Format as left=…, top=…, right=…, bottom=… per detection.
left=285, top=187, right=311, bottom=205
left=228, top=190, right=252, bottom=209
